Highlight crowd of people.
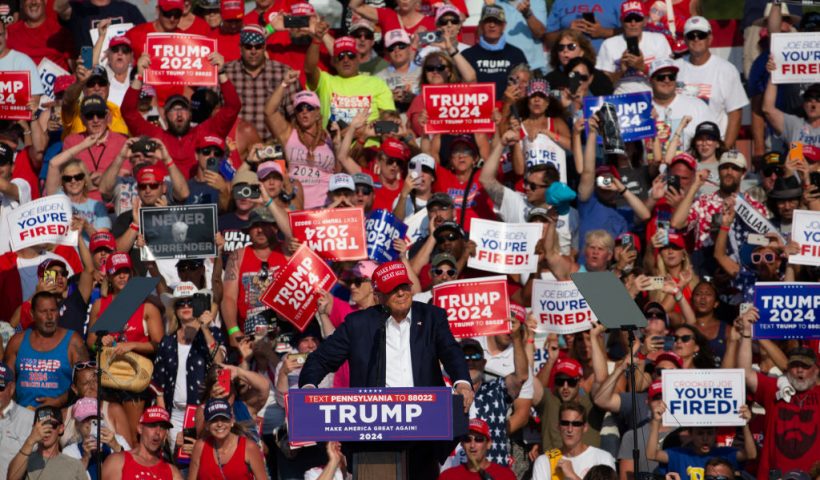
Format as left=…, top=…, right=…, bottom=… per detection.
left=0, top=0, right=818, bottom=478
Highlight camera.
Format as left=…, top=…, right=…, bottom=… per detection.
left=418, top=30, right=443, bottom=46
left=233, top=184, right=261, bottom=199
left=258, top=144, right=283, bottom=160
left=596, top=176, right=613, bottom=188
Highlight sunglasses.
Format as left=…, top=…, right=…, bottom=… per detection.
left=161, top=8, right=182, bottom=19
left=337, top=51, right=356, bottom=61
left=383, top=157, right=403, bottom=166
left=646, top=311, right=665, bottom=320
left=138, top=182, right=161, bottom=191
left=83, top=111, right=106, bottom=120
left=355, top=186, right=373, bottom=195
left=72, top=360, right=97, bottom=377
left=762, top=165, right=783, bottom=177
left=524, top=180, right=549, bottom=191
left=804, top=94, right=820, bottom=102
left=438, top=17, right=460, bottom=26
left=465, top=434, right=487, bottom=443
left=436, top=233, right=461, bottom=242
left=197, top=147, right=224, bottom=157
left=424, top=64, right=448, bottom=73
left=175, top=299, right=193, bottom=308
left=752, top=252, right=776, bottom=264
left=555, top=377, right=579, bottom=387
left=464, top=352, right=484, bottom=361
left=570, top=72, right=590, bottom=82
left=48, top=269, right=69, bottom=278
left=559, top=419, right=584, bottom=427
left=557, top=42, right=577, bottom=52
left=654, top=73, right=677, bottom=82
left=177, top=263, right=202, bottom=272
left=674, top=334, right=694, bottom=343
left=686, top=31, right=709, bottom=41
left=295, top=104, right=316, bottom=113
left=242, top=43, right=265, bottom=50
left=86, top=79, right=108, bottom=88
left=350, top=278, right=370, bottom=287
left=433, top=268, right=456, bottom=277
left=386, top=43, right=409, bottom=53
left=353, top=32, right=374, bottom=40
left=623, top=14, right=644, bottom=23
left=62, top=173, right=86, bottom=183
left=110, top=45, right=132, bottom=54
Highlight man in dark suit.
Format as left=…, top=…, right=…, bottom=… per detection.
left=299, top=261, right=474, bottom=478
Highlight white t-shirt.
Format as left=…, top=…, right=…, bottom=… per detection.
left=0, top=177, right=32, bottom=255
left=173, top=342, right=192, bottom=408
left=652, top=94, right=718, bottom=148
left=497, top=186, right=577, bottom=256
left=674, top=54, right=749, bottom=139
left=532, top=446, right=617, bottom=480
left=0, top=50, right=45, bottom=95
left=104, top=65, right=132, bottom=107
left=596, top=32, right=671, bottom=94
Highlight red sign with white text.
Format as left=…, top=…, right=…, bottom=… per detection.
left=260, top=245, right=337, bottom=332
left=422, top=83, right=495, bottom=134
left=145, top=33, right=217, bottom=86
left=289, top=208, right=367, bottom=261
left=432, top=276, right=511, bottom=338
left=0, top=71, right=31, bottom=120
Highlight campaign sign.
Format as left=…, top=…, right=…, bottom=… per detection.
left=140, top=204, right=217, bottom=260
left=6, top=194, right=78, bottom=251
left=531, top=279, right=597, bottom=335
left=582, top=92, right=655, bottom=142
left=365, top=209, right=407, bottom=263
left=422, top=83, right=495, bottom=134
left=771, top=33, right=820, bottom=84
left=524, top=135, right=568, bottom=183
left=260, top=245, right=337, bottom=331
left=753, top=282, right=820, bottom=339
left=37, top=58, right=70, bottom=107
left=790, top=209, right=820, bottom=266
left=433, top=276, right=511, bottom=338
left=467, top=219, right=542, bottom=274
left=0, top=71, right=31, bottom=120
left=661, top=369, right=746, bottom=427
left=289, top=208, right=367, bottom=261
left=145, top=33, right=217, bottom=86
left=287, top=387, right=453, bottom=442
left=89, top=22, right=134, bottom=60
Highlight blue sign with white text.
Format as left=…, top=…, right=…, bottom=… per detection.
left=753, top=282, right=820, bottom=339
left=287, top=387, right=453, bottom=442
left=583, top=91, right=655, bottom=142
left=365, top=209, right=408, bottom=263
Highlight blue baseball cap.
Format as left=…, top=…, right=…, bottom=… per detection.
left=545, top=181, right=576, bottom=215
left=0, top=362, right=12, bottom=389
left=204, top=399, right=232, bottom=422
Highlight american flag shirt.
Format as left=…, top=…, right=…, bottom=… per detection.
left=684, top=191, right=770, bottom=250
left=473, top=378, right=513, bottom=465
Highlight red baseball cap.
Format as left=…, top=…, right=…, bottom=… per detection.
left=468, top=418, right=490, bottom=437
left=139, top=406, right=173, bottom=428
left=555, top=358, right=583, bottom=379
left=648, top=379, right=663, bottom=399
left=670, top=152, right=697, bottom=171
left=620, top=0, right=644, bottom=19
left=665, top=232, right=687, bottom=250
left=37, top=258, right=67, bottom=278
left=221, top=0, right=244, bottom=20
left=334, top=36, right=357, bottom=56
left=655, top=351, right=683, bottom=369
left=595, top=165, right=621, bottom=181
left=108, top=36, right=132, bottom=49
left=105, top=252, right=132, bottom=275
left=196, top=135, right=226, bottom=151
left=158, top=0, right=184, bottom=11
left=136, top=165, right=163, bottom=184
left=89, top=231, right=116, bottom=252
left=372, top=261, right=411, bottom=294
left=381, top=138, right=410, bottom=162
left=54, top=75, right=75, bottom=96
left=290, top=2, right=315, bottom=16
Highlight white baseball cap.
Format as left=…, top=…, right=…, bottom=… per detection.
left=684, top=16, right=711, bottom=35
left=328, top=173, right=355, bottom=192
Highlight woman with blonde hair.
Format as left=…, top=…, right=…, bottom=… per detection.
left=649, top=231, right=700, bottom=321
left=545, top=29, right=613, bottom=96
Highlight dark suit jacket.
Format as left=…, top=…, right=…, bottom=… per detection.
left=299, top=301, right=470, bottom=388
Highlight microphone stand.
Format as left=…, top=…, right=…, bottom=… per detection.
left=623, top=326, right=641, bottom=480
left=94, top=331, right=106, bottom=480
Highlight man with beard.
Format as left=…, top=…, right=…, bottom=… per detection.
left=122, top=51, right=240, bottom=178
left=101, top=406, right=183, bottom=480
left=225, top=24, right=298, bottom=142
left=3, top=292, right=88, bottom=408
left=738, top=310, right=820, bottom=476
left=221, top=208, right=287, bottom=346
left=439, top=418, right=516, bottom=479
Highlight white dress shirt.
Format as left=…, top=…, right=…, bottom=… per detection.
left=385, top=310, right=415, bottom=387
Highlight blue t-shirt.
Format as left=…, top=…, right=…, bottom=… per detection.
left=497, top=1, right=549, bottom=73
left=547, top=0, right=623, bottom=50
left=577, top=193, right=628, bottom=253
left=71, top=198, right=112, bottom=237
left=666, top=446, right=739, bottom=480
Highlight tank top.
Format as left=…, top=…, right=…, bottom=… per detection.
left=522, top=120, right=567, bottom=183
left=15, top=329, right=74, bottom=408
left=197, top=435, right=253, bottom=480
left=99, top=296, right=149, bottom=343
left=122, top=451, right=174, bottom=480
left=236, top=247, right=286, bottom=329
left=285, top=128, right=335, bottom=210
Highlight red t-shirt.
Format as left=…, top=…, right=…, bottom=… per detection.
left=433, top=165, right=496, bottom=229
left=7, top=17, right=75, bottom=71
left=376, top=7, right=436, bottom=35
left=126, top=22, right=177, bottom=59
left=11, top=148, right=41, bottom=200
left=180, top=15, right=211, bottom=36
left=438, top=463, right=516, bottom=480
left=209, top=29, right=241, bottom=63
left=753, top=372, right=820, bottom=476
left=62, top=131, right=129, bottom=201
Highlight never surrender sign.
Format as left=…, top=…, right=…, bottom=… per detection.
left=0, top=71, right=31, bottom=120
left=662, top=369, right=746, bottom=427
left=423, top=83, right=495, bottom=134
left=467, top=219, right=542, bottom=274
left=771, top=32, right=820, bottom=84
left=432, top=276, right=511, bottom=338
left=753, top=282, right=820, bottom=339
left=532, top=279, right=597, bottom=335
left=365, top=209, right=407, bottom=263
left=583, top=92, right=654, bottom=142
left=260, top=245, right=337, bottom=331
left=140, top=204, right=217, bottom=260
left=6, top=194, right=77, bottom=251
left=790, top=209, right=820, bottom=266
left=288, top=387, right=453, bottom=442
left=145, top=33, right=217, bottom=86
left=289, top=208, right=366, bottom=261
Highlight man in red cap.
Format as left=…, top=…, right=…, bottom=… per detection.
left=102, top=35, right=135, bottom=107
left=102, top=406, right=182, bottom=480
left=112, top=165, right=170, bottom=262
left=439, top=418, right=516, bottom=479
left=540, top=358, right=604, bottom=452
left=125, top=0, right=184, bottom=60
left=207, top=0, right=245, bottom=62
left=300, top=260, right=472, bottom=479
